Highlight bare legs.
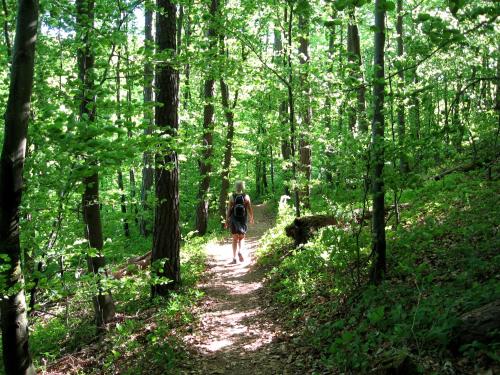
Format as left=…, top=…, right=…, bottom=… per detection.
left=231, top=234, right=245, bottom=263
left=232, top=234, right=238, bottom=260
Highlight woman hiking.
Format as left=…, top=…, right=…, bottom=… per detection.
left=225, top=181, right=254, bottom=264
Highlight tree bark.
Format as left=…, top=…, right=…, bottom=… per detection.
left=124, top=38, right=139, bottom=226
left=116, top=51, right=130, bottom=237
left=140, top=2, right=154, bottom=237
left=274, top=26, right=291, bottom=195
left=0, top=1, right=38, bottom=373
left=195, top=0, right=218, bottom=236
left=370, top=0, right=387, bottom=285
left=347, top=9, right=367, bottom=133
left=183, top=2, right=192, bottom=106
left=286, top=4, right=301, bottom=217
left=217, top=31, right=237, bottom=225
left=151, top=0, right=181, bottom=297
left=1, top=0, right=11, bottom=59
left=396, top=0, right=409, bottom=173
left=76, top=0, right=115, bottom=327
left=298, top=0, right=312, bottom=209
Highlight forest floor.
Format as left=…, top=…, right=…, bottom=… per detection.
left=179, top=204, right=311, bottom=375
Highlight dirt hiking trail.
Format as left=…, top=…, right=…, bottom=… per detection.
left=181, top=204, right=310, bottom=375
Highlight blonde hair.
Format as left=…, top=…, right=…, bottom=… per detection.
left=234, top=180, right=245, bottom=193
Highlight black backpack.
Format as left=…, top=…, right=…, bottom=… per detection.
left=233, top=194, right=246, bottom=219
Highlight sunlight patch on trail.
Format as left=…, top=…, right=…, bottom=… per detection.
left=183, top=204, right=283, bottom=369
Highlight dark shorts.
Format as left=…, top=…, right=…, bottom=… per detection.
left=230, top=216, right=247, bottom=235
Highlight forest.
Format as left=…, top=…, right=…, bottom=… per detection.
left=0, top=0, right=499, bottom=374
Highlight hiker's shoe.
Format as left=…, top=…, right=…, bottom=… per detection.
left=238, top=252, right=244, bottom=262
left=229, top=258, right=237, bottom=265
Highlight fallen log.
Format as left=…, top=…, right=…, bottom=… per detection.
left=113, top=251, right=151, bottom=279
left=285, top=215, right=342, bottom=246
left=285, top=204, right=411, bottom=246
left=449, top=299, right=500, bottom=354
left=432, top=157, right=498, bottom=181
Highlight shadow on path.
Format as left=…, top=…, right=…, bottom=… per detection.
left=179, top=204, right=309, bottom=375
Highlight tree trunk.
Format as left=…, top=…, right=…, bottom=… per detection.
left=76, top=0, right=115, bottom=327
left=124, top=38, right=139, bottom=226
left=298, top=0, right=312, bottom=209
left=116, top=51, right=130, bottom=237
left=274, top=26, right=291, bottom=195
left=140, top=3, right=154, bottom=237
left=1, top=0, right=11, bottom=59
left=217, top=45, right=236, bottom=225
left=195, top=0, right=218, bottom=236
left=347, top=9, right=367, bottom=133
left=287, top=4, right=300, bottom=217
left=0, top=1, right=38, bottom=373
left=396, top=0, right=409, bottom=173
left=370, top=0, right=387, bottom=285
left=183, top=3, right=191, bottom=106
left=325, top=21, right=335, bottom=183
left=117, top=170, right=130, bottom=236
left=151, top=0, right=181, bottom=297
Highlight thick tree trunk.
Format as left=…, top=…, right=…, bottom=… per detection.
left=76, top=0, right=115, bottom=327
left=151, top=0, right=181, bottom=297
left=195, top=0, right=218, bottom=236
left=298, top=0, right=312, bottom=209
left=140, top=4, right=154, bottom=237
left=370, top=0, right=387, bottom=285
left=0, top=1, right=38, bottom=373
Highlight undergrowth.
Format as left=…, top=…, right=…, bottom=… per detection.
left=24, top=235, right=209, bottom=375
left=257, top=171, right=500, bottom=374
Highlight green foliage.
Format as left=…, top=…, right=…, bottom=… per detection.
left=258, top=171, right=500, bottom=373
left=0, top=0, right=498, bottom=371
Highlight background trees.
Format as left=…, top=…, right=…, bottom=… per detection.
left=0, top=0, right=498, bottom=372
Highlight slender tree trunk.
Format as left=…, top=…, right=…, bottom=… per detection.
left=274, top=26, right=291, bottom=195
left=370, top=0, right=387, bottom=285
left=287, top=4, right=300, bottom=217
left=217, top=32, right=237, bottom=225
left=140, top=3, right=154, bottom=237
left=396, top=0, right=409, bottom=173
left=116, top=51, right=130, bottom=237
left=347, top=9, right=367, bottom=133
left=195, top=0, right=218, bottom=236
left=177, top=4, right=183, bottom=54
left=0, top=1, right=38, bottom=373
left=218, top=77, right=235, bottom=224
left=1, top=0, right=11, bottom=59
left=76, top=0, right=115, bottom=327
left=124, top=37, right=139, bottom=226
left=338, top=24, right=345, bottom=130
left=183, top=2, right=191, bottom=106
left=270, top=145, right=275, bottom=192
left=151, top=0, right=181, bottom=297
left=325, top=20, right=335, bottom=183
left=298, top=0, right=312, bottom=209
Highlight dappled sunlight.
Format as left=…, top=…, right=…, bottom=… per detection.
left=181, top=204, right=295, bottom=373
